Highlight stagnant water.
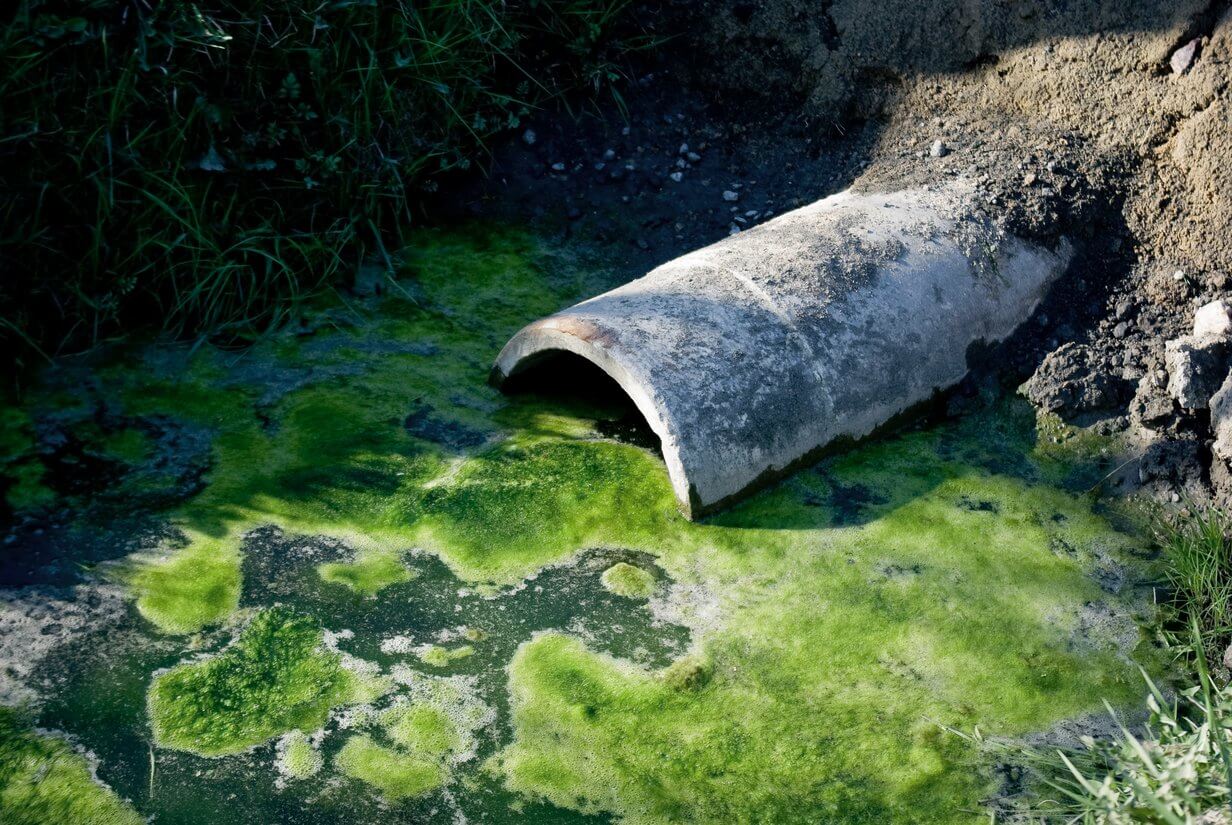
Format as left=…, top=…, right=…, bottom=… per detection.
left=0, top=226, right=1161, bottom=824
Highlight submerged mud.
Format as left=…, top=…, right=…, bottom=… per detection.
left=1, top=226, right=1162, bottom=823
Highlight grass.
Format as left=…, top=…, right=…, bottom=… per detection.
left=0, top=0, right=644, bottom=375
left=1155, top=505, right=1232, bottom=663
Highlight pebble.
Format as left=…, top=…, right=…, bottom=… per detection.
left=930, top=139, right=949, bottom=158
left=1115, top=299, right=1133, bottom=320
left=686, top=152, right=702, bottom=163
left=522, top=129, right=537, bottom=146
left=603, top=149, right=616, bottom=161
left=1113, top=321, right=1130, bottom=339
left=669, top=171, right=683, bottom=183
left=550, top=162, right=566, bottom=172
left=729, top=224, right=741, bottom=235
left=636, top=238, right=649, bottom=250
left=1170, top=38, right=1200, bottom=75
left=679, top=143, right=689, bottom=154
left=722, top=190, right=740, bottom=202
left=1023, top=172, right=1038, bottom=186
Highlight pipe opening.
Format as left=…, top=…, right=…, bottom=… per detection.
left=500, top=351, right=662, bottom=455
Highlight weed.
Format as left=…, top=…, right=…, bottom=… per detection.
left=1155, top=506, right=1232, bottom=664
left=0, top=0, right=644, bottom=374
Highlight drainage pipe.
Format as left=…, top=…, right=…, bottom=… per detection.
left=492, top=179, right=1070, bottom=518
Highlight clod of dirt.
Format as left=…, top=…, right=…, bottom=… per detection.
left=1021, top=343, right=1132, bottom=422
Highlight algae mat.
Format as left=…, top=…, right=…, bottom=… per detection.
left=0, top=227, right=1157, bottom=824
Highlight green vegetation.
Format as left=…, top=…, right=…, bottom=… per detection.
left=416, top=645, right=476, bottom=668
left=1155, top=505, right=1232, bottom=662
left=148, top=608, right=362, bottom=756
left=335, top=736, right=446, bottom=800
left=2, top=225, right=1166, bottom=820
left=381, top=704, right=461, bottom=758
left=0, top=709, right=141, bottom=825
left=276, top=731, right=323, bottom=780
left=600, top=562, right=656, bottom=598
left=0, top=0, right=644, bottom=369
left=492, top=423, right=1154, bottom=823
left=993, top=508, right=1232, bottom=820
left=318, top=548, right=416, bottom=597
left=123, top=532, right=242, bottom=634
left=998, top=660, right=1232, bottom=821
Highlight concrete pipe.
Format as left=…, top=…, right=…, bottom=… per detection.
left=492, top=179, right=1071, bottom=518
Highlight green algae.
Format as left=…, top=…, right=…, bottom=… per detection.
left=0, top=406, right=54, bottom=513
left=416, top=644, right=475, bottom=668
left=276, top=731, right=323, bottom=780
left=335, top=735, right=446, bottom=800
left=0, top=709, right=141, bottom=825
left=5, top=224, right=1168, bottom=822
left=599, top=562, right=655, bottom=599
left=148, top=608, right=362, bottom=756
left=318, top=548, right=416, bottom=596
left=123, top=532, right=242, bottom=635
left=491, top=414, right=1156, bottom=824
left=381, top=705, right=460, bottom=757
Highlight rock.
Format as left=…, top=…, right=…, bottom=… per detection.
left=1213, top=370, right=1232, bottom=463
left=522, top=129, right=537, bottom=146
left=1194, top=299, right=1232, bottom=337
left=669, top=171, right=684, bottom=183
left=1115, top=299, right=1133, bottom=320
left=1164, top=334, right=1231, bottom=410
left=1113, top=321, right=1129, bottom=339
left=1022, top=343, right=1132, bottom=420
left=550, top=162, right=566, bottom=172
left=930, top=139, right=948, bottom=158
left=722, top=190, right=740, bottom=202
left=1170, top=38, right=1200, bottom=75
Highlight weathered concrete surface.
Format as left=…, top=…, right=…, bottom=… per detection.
left=493, top=180, right=1071, bottom=517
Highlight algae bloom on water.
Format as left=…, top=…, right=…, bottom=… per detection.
left=335, top=735, right=446, bottom=800
left=0, top=709, right=141, bottom=825
left=600, top=562, right=656, bottom=599
left=148, top=608, right=364, bottom=757
left=317, top=547, right=417, bottom=596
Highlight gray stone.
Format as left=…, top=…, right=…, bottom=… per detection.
left=1165, top=334, right=1231, bottom=409
left=1170, top=37, right=1200, bottom=75
left=1194, top=298, right=1232, bottom=337
left=492, top=179, right=1068, bottom=517
left=1213, top=370, right=1232, bottom=464
left=930, top=139, right=948, bottom=158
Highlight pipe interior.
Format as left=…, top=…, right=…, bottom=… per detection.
left=500, top=350, right=662, bottom=455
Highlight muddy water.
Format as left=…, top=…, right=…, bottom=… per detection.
left=0, top=226, right=1161, bottom=824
